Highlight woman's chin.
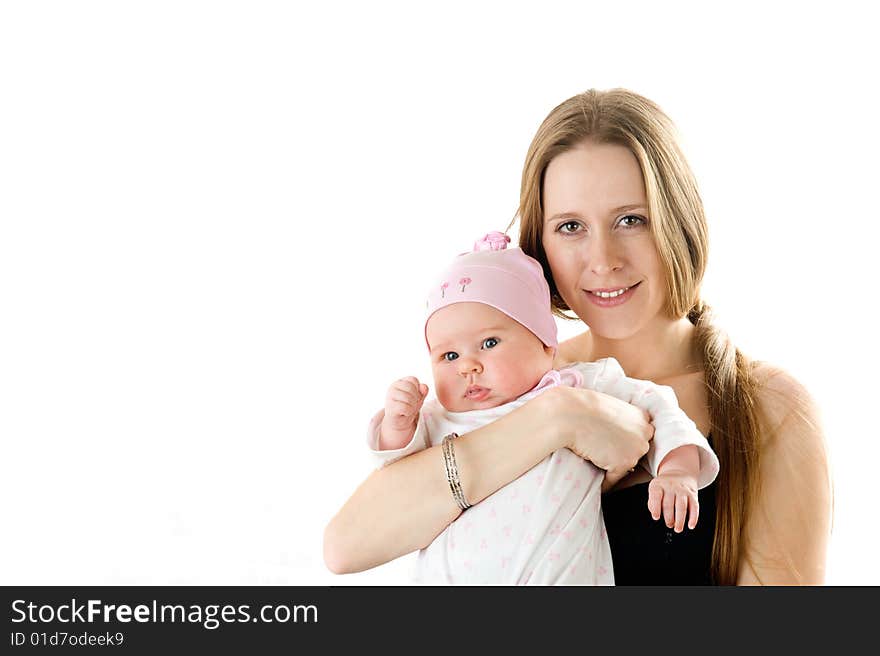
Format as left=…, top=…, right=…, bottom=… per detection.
left=579, top=314, right=646, bottom=342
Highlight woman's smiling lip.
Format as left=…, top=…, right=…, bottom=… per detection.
left=465, top=385, right=491, bottom=401
left=583, top=281, right=641, bottom=307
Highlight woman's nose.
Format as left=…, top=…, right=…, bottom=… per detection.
left=587, top=234, right=623, bottom=276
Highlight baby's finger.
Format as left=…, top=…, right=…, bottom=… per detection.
left=388, top=390, right=422, bottom=410
left=647, top=481, right=663, bottom=520
left=418, top=383, right=429, bottom=398
left=688, top=495, right=700, bottom=529
left=674, top=493, right=688, bottom=533
left=392, top=378, right=421, bottom=395
left=662, top=488, right=675, bottom=528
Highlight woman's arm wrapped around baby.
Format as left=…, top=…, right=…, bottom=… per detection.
left=324, top=382, right=654, bottom=575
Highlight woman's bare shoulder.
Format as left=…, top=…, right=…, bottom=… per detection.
left=750, top=362, right=829, bottom=488
left=738, top=362, right=831, bottom=584
left=751, top=362, right=821, bottom=435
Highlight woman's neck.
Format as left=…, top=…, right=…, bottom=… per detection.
left=578, top=316, right=700, bottom=382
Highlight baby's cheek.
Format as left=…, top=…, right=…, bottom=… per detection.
left=498, top=363, right=540, bottom=398
left=434, top=379, right=457, bottom=410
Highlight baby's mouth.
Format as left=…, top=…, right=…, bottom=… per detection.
left=465, top=385, right=490, bottom=400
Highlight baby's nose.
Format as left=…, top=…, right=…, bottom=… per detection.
left=458, top=358, right=483, bottom=375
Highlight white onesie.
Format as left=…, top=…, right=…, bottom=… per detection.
left=367, top=357, right=719, bottom=585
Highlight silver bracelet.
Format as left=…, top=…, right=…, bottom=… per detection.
left=441, top=432, right=471, bottom=510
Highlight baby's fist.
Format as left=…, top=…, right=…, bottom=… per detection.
left=383, top=376, right=429, bottom=433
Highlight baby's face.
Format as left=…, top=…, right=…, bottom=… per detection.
left=425, top=302, right=555, bottom=412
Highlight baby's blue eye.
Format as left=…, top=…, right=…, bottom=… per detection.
left=443, top=352, right=459, bottom=362
left=482, top=338, right=499, bottom=349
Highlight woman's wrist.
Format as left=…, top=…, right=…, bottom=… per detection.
left=531, top=386, right=570, bottom=454
left=453, top=394, right=563, bottom=508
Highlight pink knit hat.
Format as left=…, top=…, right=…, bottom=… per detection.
left=425, top=231, right=558, bottom=349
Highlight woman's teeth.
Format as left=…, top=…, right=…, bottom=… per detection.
left=591, top=286, right=630, bottom=298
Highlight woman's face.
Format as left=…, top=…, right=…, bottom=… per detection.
left=541, top=141, right=668, bottom=340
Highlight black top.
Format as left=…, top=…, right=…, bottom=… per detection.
left=601, top=462, right=717, bottom=585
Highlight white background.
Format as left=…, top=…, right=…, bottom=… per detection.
left=1, top=1, right=877, bottom=585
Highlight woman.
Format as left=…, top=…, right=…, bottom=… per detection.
left=324, top=88, right=832, bottom=585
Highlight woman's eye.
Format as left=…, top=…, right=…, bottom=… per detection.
left=558, top=221, right=582, bottom=234
left=618, top=214, right=646, bottom=228
left=443, top=352, right=459, bottom=362
left=482, top=338, right=499, bottom=349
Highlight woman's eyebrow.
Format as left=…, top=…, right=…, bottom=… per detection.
left=546, top=211, right=582, bottom=222
left=546, top=204, right=646, bottom=222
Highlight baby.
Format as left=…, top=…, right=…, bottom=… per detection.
left=367, top=232, right=719, bottom=584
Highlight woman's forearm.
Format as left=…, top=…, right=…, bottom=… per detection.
left=323, top=398, right=556, bottom=574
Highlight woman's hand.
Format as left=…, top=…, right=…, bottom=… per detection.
left=539, top=385, right=654, bottom=486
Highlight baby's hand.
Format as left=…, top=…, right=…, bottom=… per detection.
left=380, top=376, right=429, bottom=449
left=647, top=471, right=699, bottom=533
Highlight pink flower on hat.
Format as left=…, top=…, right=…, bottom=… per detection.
left=441, top=281, right=449, bottom=298
left=474, top=231, right=511, bottom=252
left=459, top=277, right=471, bottom=292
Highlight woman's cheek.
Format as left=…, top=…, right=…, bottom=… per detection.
left=549, top=247, right=579, bottom=289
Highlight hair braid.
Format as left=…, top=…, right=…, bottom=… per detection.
left=689, top=301, right=762, bottom=584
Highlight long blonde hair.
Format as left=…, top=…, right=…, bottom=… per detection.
left=517, top=88, right=761, bottom=585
